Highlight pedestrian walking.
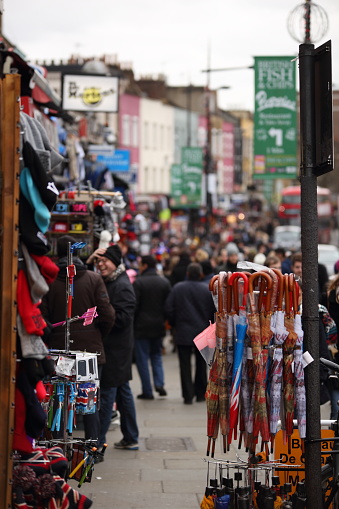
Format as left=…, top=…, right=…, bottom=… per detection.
left=40, top=235, right=116, bottom=443
left=87, top=244, right=139, bottom=452
left=133, top=255, right=172, bottom=399
left=165, top=263, right=216, bottom=404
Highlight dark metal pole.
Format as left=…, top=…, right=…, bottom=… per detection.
left=299, top=42, right=322, bottom=509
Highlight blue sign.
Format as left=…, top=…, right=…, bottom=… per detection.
left=97, top=149, right=130, bottom=172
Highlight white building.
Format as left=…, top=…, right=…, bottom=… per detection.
left=138, top=97, right=174, bottom=195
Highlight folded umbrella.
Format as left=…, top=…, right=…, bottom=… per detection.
left=228, top=272, right=249, bottom=446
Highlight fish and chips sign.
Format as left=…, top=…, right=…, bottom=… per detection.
left=253, top=56, right=297, bottom=179
left=62, top=74, right=119, bottom=112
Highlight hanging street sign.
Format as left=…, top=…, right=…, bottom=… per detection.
left=170, top=147, right=203, bottom=208
left=253, top=56, right=297, bottom=180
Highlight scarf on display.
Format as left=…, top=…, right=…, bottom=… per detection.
left=104, top=263, right=126, bottom=282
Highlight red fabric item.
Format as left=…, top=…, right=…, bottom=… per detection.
left=35, top=381, right=47, bottom=401
left=30, top=255, right=59, bottom=284
left=17, top=270, right=47, bottom=336
left=13, top=388, right=33, bottom=454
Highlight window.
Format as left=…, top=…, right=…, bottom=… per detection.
left=122, top=115, right=130, bottom=145
left=144, top=122, right=149, bottom=149
left=144, top=166, right=149, bottom=192
left=153, top=123, right=157, bottom=149
left=132, top=116, right=139, bottom=147
left=160, top=125, right=164, bottom=150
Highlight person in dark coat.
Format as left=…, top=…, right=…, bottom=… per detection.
left=40, top=235, right=116, bottom=443
left=87, top=244, right=139, bottom=451
left=133, top=255, right=171, bottom=399
left=169, top=248, right=191, bottom=286
left=165, top=262, right=216, bottom=404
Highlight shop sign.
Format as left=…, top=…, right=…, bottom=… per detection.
left=97, top=149, right=130, bottom=172
left=62, top=74, right=119, bottom=112
left=274, top=428, right=334, bottom=493
left=253, top=56, right=297, bottom=180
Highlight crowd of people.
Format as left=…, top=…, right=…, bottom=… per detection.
left=39, top=226, right=339, bottom=458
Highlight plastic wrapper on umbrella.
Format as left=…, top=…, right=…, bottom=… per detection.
left=292, top=281, right=306, bottom=440
left=248, top=271, right=272, bottom=451
left=268, top=269, right=288, bottom=450
left=228, top=272, right=249, bottom=446
left=283, top=273, right=298, bottom=450
left=194, top=321, right=217, bottom=368
left=210, top=274, right=220, bottom=312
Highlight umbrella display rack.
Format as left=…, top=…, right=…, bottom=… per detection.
left=198, top=267, right=309, bottom=507
left=201, top=456, right=306, bottom=508
left=34, top=240, right=104, bottom=483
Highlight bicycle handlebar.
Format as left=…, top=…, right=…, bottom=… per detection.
left=320, top=356, right=339, bottom=372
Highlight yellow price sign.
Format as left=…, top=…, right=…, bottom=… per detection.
left=274, top=428, right=334, bottom=492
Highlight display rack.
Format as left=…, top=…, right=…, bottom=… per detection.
left=0, top=73, right=21, bottom=508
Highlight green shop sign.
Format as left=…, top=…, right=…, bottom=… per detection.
left=253, top=56, right=297, bottom=179
left=170, top=148, right=203, bottom=208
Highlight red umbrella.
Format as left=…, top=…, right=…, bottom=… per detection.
left=248, top=271, right=273, bottom=452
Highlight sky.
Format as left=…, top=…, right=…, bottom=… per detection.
left=4, top=0, right=339, bottom=111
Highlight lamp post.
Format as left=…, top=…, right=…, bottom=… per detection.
left=204, top=84, right=230, bottom=229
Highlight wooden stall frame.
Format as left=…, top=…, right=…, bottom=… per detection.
left=0, top=73, right=21, bottom=507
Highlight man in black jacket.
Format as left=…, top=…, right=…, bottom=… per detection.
left=133, top=255, right=171, bottom=399
left=165, top=263, right=215, bottom=404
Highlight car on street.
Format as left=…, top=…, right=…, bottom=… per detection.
left=273, top=225, right=301, bottom=251
left=318, top=244, right=339, bottom=277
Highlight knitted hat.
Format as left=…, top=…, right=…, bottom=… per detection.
left=20, top=167, right=51, bottom=233
left=16, top=369, right=47, bottom=440
left=22, top=140, right=59, bottom=210
left=17, top=269, right=47, bottom=336
left=226, top=243, right=239, bottom=256
left=103, top=244, right=122, bottom=267
left=31, top=254, right=59, bottom=284
left=56, top=235, right=77, bottom=258
left=19, top=193, right=51, bottom=255
left=21, top=243, right=49, bottom=303
left=17, top=315, right=49, bottom=360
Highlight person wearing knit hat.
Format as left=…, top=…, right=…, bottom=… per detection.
left=86, top=244, right=139, bottom=450
left=85, top=244, right=123, bottom=273
left=102, top=245, right=122, bottom=267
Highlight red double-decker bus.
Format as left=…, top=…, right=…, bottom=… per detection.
left=278, top=185, right=333, bottom=243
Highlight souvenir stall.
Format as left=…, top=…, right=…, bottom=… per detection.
left=196, top=267, right=312, bottom=508
left=0, top=51, right=126, bottom=507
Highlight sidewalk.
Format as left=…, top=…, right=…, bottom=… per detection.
left=77, top=336, right=246, bottom=508
left=76, top=336, right=333, bottom=508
